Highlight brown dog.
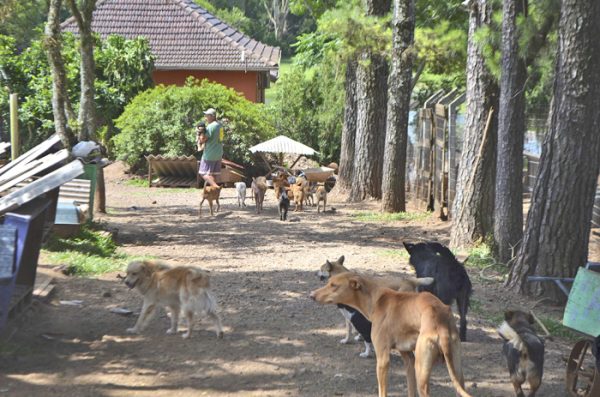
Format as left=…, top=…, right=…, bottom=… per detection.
left=291, top=183, right=304, bottom=212
left=316, top=186, right=327, bottom=213
left=251, top=176, right=267, bottom=214
left=199, top=185, right=221, bottom=216
left=310, top=272, right=471, bottom=397
left=124, top=260, right=223, bottom=339
left=273, top=173, right=290, bottom=200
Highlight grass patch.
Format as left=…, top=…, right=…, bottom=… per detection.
left=352, top=211, right=430, bottom=223
left=378, top=249, right=410, bottom=259
left=539, top=316, right=580, bottom=341
left=124, top=177, right=148, bottom=187
left=42, top=224, right=150, bottom=276
left=463, top=244, right=509, bottom=275
left=264, top=57, right=292, bottom=105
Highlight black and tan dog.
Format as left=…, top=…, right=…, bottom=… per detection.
left=310, top=272, right=471, bottom=397
left=498, top=310, right=544, bottom=397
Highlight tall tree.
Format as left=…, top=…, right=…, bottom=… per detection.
left=493, top=0, right=527, bottom=263
left=44, top=0, right=76, bottom=147
left=450, top=0, right=498, bottom=247
left=506, top=0, right=600, bottom=301
left=67, top=0, right=97, bottom=141
left=350, top=0, right=390, bottom=201
left=381, top=0, right=414, bottom=212
left=337, top=59, right=357, bottom=191
left=263, top=0, right=289, bottom=41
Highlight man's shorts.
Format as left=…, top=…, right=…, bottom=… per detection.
left=199, top=159, right=221, bottom=176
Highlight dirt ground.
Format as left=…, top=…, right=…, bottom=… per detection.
left=1, top=162, right=599, bottom=396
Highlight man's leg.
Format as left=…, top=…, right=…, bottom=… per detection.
left=202, top=174, right=218, bottom=187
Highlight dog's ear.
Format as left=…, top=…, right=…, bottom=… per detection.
left=403, top=242, right=414, bottom=252
left=338, top=255, right=345, bottom=265
left=504, top=310, right=514, bottom=321
left=349, top=277, right=361, bottom=290
left=324, top=260, right=332, bottom=271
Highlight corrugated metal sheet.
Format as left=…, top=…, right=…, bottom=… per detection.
left=146, top=155, right=197, bottom=177
left=249, top=136, right=318, bottom=155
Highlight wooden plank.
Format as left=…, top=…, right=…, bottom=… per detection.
left=0, top=134, right=61, bottom=179
left=0, top=150, right=69, bottom=193
left=33, top=274, right=53, bottom=298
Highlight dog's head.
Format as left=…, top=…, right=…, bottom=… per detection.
left=504, top=310, right=534, bottom=327
left=124, top=260, right=152, bottom=289
left=310, top=272, right=366, bottom=305
left=317, top=255, right=346, bottom=281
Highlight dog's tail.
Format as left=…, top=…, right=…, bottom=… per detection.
left=411, top=276, right=434, bottom=287
left=439, top=326, right=472, bottom=397
left=497, top=321, right=524, bottom=351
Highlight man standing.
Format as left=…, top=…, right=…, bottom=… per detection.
left=198, top=108, right=223, bottom=187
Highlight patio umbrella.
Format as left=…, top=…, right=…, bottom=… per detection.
left=249, top=135, right=318, bottom=173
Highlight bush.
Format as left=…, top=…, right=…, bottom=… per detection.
left=113, top=78, right=276, bottom=171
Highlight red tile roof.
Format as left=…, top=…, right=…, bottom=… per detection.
left=61, top=0, right=280, bottom=72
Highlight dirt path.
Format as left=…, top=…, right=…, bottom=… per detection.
left=0, top=166, right=593, bottom=396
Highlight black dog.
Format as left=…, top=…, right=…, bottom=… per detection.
left=403, top=241, right=472, bottom=341
left=498, top=310, right=544, bottom=397
left=337, top=303, right=374, bottom=358
left=278, top=189, right=290, bottom=221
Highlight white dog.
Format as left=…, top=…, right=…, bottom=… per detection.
left=235, top=182, right=247, bottom=207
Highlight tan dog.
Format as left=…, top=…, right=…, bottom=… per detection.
left=251, top=176, right=267, bottom=214
left=291, top=183, right=305, bottom=212
left=124, top=260, right=223, bottom=339
left=199, top=185, right=221, bottom=216
left=317, top=255, right=434, bottom=354
left=273, top=173, right=290, bottom=200
left=316, top=185, right=327, bottom=213
left=310, top=272, right=471, bottom=397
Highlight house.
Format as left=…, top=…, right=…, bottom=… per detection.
left=61, top=0, right=280, bottom=103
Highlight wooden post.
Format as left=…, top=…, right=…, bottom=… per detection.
left=9, top=93, right=19, bottom=160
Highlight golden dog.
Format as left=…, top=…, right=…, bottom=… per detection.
left=199, top=185, right=221, bottom=216
left=310, top=272, right=471, bottom=397
left=124, top=260, right=223, bottom=339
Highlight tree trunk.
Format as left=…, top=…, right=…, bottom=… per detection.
left=44, top=0, right=76, bottom=148
left=381, top=0, right=415, bottom=212
left=94, top=164, right=106, bottom=213
left=337, top=60, right=357, bottom=191
left=350, top=0, right=390, bottom=201
left=506, top=0, right=600, bottom=301
left=450, top=0, right=499, bottom=248
left=68, top=0, right=97, bottom=141
left=493, top=0, right=527, bottom=264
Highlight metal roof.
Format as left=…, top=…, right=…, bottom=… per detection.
left=248, top=136, right=318, bottom=156
left=0, top=143, right=9, bottom=156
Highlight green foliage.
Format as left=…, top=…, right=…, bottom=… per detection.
left=377, top=249, right=410, bottom=259
left=124, top=177, right=149, bottom=187
left=42, top=223, right=145, bottom=276
left=351, top=211, right=430, bottom=222
left=0, top=32, right=154, bottom=150
left=0, top=0, right=49, bottom=49
left=413, top=22, right=467, bottom=104
left=113, top=78, right=275, bottom=171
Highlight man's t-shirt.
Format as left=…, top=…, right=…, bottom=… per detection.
left=202, top=121, right=224, bottom=161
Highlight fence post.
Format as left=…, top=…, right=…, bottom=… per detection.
left=9, top=93, right=19, bottom=160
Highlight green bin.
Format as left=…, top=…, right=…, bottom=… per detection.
left=563, top=267, right=600, bottom=337
left=78, top=163, right=97, bottom=221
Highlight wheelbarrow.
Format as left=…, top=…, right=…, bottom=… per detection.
left=528, top=262, right=600, bottom=396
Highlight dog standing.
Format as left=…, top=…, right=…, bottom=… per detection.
left=235, top=182, right=247, bottom=207
left=278, top=188, right=290, bottom=221
left=316, top=185, right=327, bottom=213
left=403, top=241, right=472, bottom=341
left=273, top=173, right=290, bottom=200
left=251, top=176, right=267, bottom=214
left=317, top=256, right=434, bottom=358
left=310, top=272, right=471, bottom=397
left=123, top=260, right=223, bottom=339
left=291, top=183, right=304, bottom=212
left=199, top=185, right=221, bottom=216
left=498, top=310, right=544, bottom=397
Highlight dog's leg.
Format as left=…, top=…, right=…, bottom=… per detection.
left=323, top=197, right=327, bottom=212
left=183, top=310, right=194, bottom=339
left=414, top=336, right=437, bottom=397
left=359, top=341, right=374, bottom=358
left=166, top=305, right=179, bottom=335
left=374, top=343, right=391, bottom=397
left=401, top=352, right=417, bottom=397
left=339, top=310, right=353, bottom=344
left=199, top=198, right=205, bottom=217
left=208, top=310, right=224, bottom=339
left=456, top=289, right=470, bottom=342
left=127, top=302, right=156, bottom=333
left=511, top=377, right=525, bottom=397
left=216, top=198, right=220, bottom=213
left=527, top=374, right=541, bottom=397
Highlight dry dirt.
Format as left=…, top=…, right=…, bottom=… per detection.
left=1, top=162, right=598, bottom=396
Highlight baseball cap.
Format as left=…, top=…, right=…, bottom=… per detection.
left=203, top=108, right=217, bottom=116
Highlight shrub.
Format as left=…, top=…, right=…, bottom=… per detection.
left=113, top=78, right=275, bottom=171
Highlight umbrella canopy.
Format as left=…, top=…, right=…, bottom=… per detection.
left=249, top=135, right=318, bottom=156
